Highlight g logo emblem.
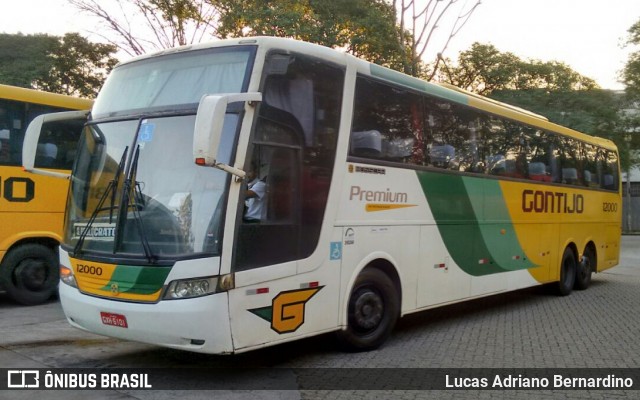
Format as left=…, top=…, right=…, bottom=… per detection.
left=249, top=287, right=323, bottom=334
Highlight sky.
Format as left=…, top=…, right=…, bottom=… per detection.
left=1, top=0, right=639, bottom=90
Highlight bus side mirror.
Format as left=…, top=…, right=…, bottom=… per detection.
left=193, top=92, right=262, bottom=178
left=23, top=110, right=89, bottom=179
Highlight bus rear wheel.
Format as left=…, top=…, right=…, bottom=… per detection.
left=575, top=247, right=594, bottom=290
left=0, top=244, right=59, bottom=305
left=337, top=268, right=399, bottom=351
left=556, top=247, right=576, bottom=296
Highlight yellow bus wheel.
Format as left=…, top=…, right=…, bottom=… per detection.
left=556, top=247, right=577, bottom=296
left=575, top=247, right=595, bottom=290
left=0, top=244, right=58, bottom=305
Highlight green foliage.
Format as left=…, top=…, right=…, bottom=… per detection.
left=215, top=0, right=408, bottom=69
left=38, top=33, right=119, bottom=97
left=439, top=43, right=598, bottom=95
left=491, top=89, right=634, bottom=170
left=623, top=19, right=640, bottom=100
left=0, top=33, right=118, bottom=98
left=491, top=90, right=617, bottom=135
left=621, top=18, right=640, bottom=169
left=0, top=34, right=58, bottom=88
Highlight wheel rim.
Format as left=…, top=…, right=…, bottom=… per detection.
left=14, top=258, right=49, bottom=292
left=578, top=256, right=591, bottom=281
left=352, top=288, right=384, bottom=333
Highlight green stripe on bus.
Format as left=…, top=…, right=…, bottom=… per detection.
left=100, top=265, right=171, bottom=295
left=462, top=178, right=536, bottom=271
left=369, top=64, right=468, bottom=105
left=417, top=171, right=535, bottom=275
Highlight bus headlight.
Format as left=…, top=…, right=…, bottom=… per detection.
left=164, top=277, right=218, bottom=299
left=60, top=265, right=77, bottom=288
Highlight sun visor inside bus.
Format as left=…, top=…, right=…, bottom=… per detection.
left=265, top=54, right=292, bottom=75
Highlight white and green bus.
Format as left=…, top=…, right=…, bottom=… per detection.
left=23, top=37, right=621, bottom=353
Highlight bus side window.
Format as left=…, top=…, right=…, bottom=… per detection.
left=34, top=119, right=85, bottom=170
left=601, top=150, right=619, bottom=191
left=350, top=76, right=423, bottom=164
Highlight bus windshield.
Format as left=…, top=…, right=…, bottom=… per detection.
left=65, top=113, right=238, bottom=261
left=92, top=47, right=254, bottom=119
left=64, top=47, right=254, bottom=261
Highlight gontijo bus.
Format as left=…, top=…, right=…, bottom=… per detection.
left=0, top=84, right=92, bottom=305
left=23, top=37, right=621, bottom=353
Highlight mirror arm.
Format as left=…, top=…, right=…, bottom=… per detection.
left=22, top=167, right=71, bottom=179
left=215, top=163, right=246, bottom=180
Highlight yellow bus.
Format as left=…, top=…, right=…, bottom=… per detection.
left=0, top=84, right=92, bottom=305
left=23, top=37, right=621, bottom=352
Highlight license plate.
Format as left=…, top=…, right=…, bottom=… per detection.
left=100, top=312, right=128, bottom=328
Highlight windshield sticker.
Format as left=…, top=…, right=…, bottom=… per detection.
left=73, top=222, right=116, bottom=241
left=138, top=123, right=155, bottom=144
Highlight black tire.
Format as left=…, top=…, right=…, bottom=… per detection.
left=337, top=268, right=399, bottom=351
left=556, top=247, right=576, bottom=296
left=575, top=247, right=595, bottom=290
left=0, top=243, right=59, bottom=305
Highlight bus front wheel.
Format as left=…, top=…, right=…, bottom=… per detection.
left=0, top=244, right=59, bottom=305
left=556, top=247, right=576, bottom=296
left=337, top=268, right=399, bottom=351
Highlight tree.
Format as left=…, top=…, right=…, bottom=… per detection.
left=438, top=43, right=598, bottom=95
left=436, top=42, right=633, bottom=170
left=0, top=33, right=57, bottom=88
left=623, top=18, right=640, bottom=101
left=490, top=88, right=636, bottom=172
left=0, top=33, right=118, bottom=97
left=70, top=0, right=218, bottom=56
left=215, top=0, right=407, bottom=69
left=70, top=0, right=480, bottom=76
left=36, top=33, right=119, bottom=97
left=393, top=0, right=481, bottom=78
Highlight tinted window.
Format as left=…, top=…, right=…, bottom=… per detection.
left=34, top=119, right=86, bottom=169
left=348, top=77, right=619, bottom=192
left=0, top=99, right=67, bottom=166
left=234, top=53, right=344, bottom=271
left=351, top=77, right=423, bottom=164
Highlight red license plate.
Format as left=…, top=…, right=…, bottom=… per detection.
left=100, top=312, right=128, bottom=328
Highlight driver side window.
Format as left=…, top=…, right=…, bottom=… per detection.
left=234, top=52, right=344, bottom=271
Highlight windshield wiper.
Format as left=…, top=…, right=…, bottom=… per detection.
left=109, top=147, right=128, bottom=222
left=114, top=144, right=155, bottom=263
left=73, top=146, right=129, bottom=256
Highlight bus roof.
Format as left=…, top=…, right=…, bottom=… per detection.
left=0, top=84, right=93, bottom=110
left=115, top=36, right=618, bottom=152
left=365, top=62, right=618, bottom=151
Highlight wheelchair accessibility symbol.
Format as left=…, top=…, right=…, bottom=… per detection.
left=330, top=242, right=342, bottom=260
